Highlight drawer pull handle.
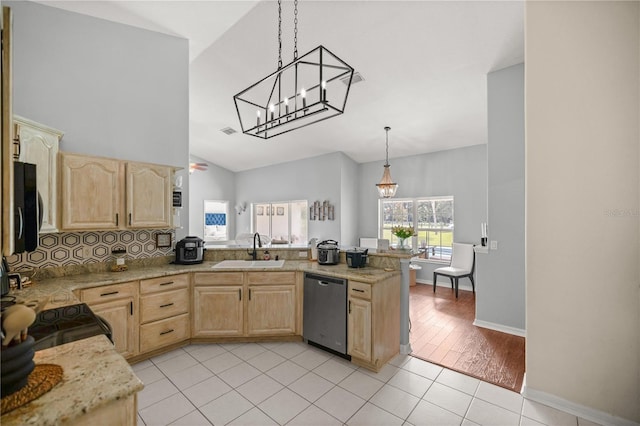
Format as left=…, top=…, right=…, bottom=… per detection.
left=353, top=289, right=365, bottom=293
left=160, top=303, right=174, bottom=308
left=159, top=281, right=174, bottom=286
left=100, top=291, right=119, bottom=297
left=160, top=329, right=174, bottom=335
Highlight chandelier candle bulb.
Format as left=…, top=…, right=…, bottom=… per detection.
left=256, top=110, right=261, bottom=128
left=284, top=97, right=289, bottom=115
left=269, top=104, right=275, bottom=121
left=321, top=81, right=327, bottom=102
left=301, top=88, right=306, bottom=109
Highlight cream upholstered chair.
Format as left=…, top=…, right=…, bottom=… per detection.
left=433, top=243, right=475, bottom=298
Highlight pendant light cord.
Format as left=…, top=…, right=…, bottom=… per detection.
left=385, top=126, right=391, bottom=166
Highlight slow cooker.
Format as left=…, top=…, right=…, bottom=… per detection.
left=317, top=240, right=339, bottom=265
left=346, top=248, right=368, bottom=268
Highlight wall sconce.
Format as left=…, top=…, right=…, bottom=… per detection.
left=235, top=203, right=247, bottom=215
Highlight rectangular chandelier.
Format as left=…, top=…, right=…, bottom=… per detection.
left=233, top=45, right=354, bottom=139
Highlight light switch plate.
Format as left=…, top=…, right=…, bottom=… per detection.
left=490, top=240, right=498, bottom=250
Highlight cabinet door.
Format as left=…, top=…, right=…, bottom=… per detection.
left=348, top=297, right=372, bottom=362
left=15, top=116, right=63, bottom=233
left=247, top=285, right=295, bottom=336
left=192, top=286, right=243, bottom=337
left=90, top=297, right=136, bottom=358
left=59, top=153, right=122, bottom=230
left=126, top=162, right=171, bottom=228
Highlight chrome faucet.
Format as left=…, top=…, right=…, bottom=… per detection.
left=250, top=232, right=262, bottom=260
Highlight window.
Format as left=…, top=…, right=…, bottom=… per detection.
left=203, top=200, right=229, bottom=242
left=379, top=196, right=454, bottom=261
left=252, top=200, right=308, bottom=245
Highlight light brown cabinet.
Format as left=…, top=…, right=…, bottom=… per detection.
left=58, top=152, right=174, bottom=231
left=347, top=294, right=372, bottom=361
left=192, top=272, right=244, bottom=337
left=139, top=274, right=190, bottom=353
left=247, top=271, right=296, bottom=336
left=347, top=276, right=400, bottom=372
left=59, top=152, right=121, bottom=230
left=14, top=115, right=63, bottom=233
left=80, top=281, right=138, bottom=359
left=125, top=162, right=172, bottom=228
left=193, top=271, right=298, bottom=338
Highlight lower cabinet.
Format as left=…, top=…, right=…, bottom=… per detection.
left=193, top=285, right=244, bottom=337
left=192, top=271, right=298, bottom=338
left=192, top=272, right=244, bottom=337
left=347, top=276, right=400, bottom=371
left=80, top=281, right=138, bottom=359
left=347, top=296, right=372, bottom=362
left=247, top=285, right=296, bottom=335
left=139, top=274, right=191, bottom=352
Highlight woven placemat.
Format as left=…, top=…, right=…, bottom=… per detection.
left=1, top=364, right=64, bottom=415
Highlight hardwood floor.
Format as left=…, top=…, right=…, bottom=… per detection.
left=409, top=283, right=525, bottom=393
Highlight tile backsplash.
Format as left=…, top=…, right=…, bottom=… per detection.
left=6, top=229, right=175, bottom=272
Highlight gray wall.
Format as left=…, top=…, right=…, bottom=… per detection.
left=234, top=152, right=347, bottom=243
left=340, top=154, right=360, bottom=247
left=358, top=144, right=488, bottom=283
left=476, top=63, right=525, bottom=331
left=7, top=1, right=190, bottom=239
left=188, top=155, right=236, bottom=240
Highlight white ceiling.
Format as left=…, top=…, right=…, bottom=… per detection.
left=35, top=0, right=524, bottom=172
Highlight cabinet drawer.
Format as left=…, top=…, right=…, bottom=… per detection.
left=140, top=274, right=189, bottom=294
left=140, top=288, right=189, bottom=324
left=348, top=281, right=371, bottom=300
left=139, top=313, right=190, bottom=353
left=81, top=281, right=137, bottom=304
left=247, top=271, right=295, bottom=285
left=194, top=272, right=243, bottom=286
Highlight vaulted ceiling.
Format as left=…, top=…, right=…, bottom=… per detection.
left=35, top=1, right=524, bottom=172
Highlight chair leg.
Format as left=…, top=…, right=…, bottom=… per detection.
left=433, top=273, right=437, bottom=293
left=449, top=277, right=454, bottom=290
left=469, top=275, right=475, bottom=294
left=455, top=278, right=459, bottom=298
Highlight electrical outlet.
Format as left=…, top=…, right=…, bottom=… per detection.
left=298, top=251, right=308, bottom=258
left=490, top=240, right=498, bottom=250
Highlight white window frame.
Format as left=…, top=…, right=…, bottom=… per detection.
left=251, top=200, right=308, bottom=246
left=203, top=200, right=230, bottom=242
left=378, top=196, right=454, bottom=262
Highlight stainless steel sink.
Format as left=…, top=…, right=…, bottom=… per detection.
left=211, top=259, right=285, bottom=269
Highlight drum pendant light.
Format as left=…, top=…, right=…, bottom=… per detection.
left=376, top=126, right=398, bottom=198
left=233, top=0, right=354, bottom=139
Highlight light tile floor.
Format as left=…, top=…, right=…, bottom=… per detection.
left=133, top=342, right=597, bottom=426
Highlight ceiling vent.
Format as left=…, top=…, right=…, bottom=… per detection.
left=342, top=71, right=364, bottom=85
left=220, top=127, right=237, bottom=135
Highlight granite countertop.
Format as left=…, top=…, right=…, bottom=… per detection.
left=11, top=260, right=399, bottom=304
left=1, top=335, right=143, bottom=426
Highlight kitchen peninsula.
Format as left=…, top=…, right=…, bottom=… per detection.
left=2, top=248, right=407, bottom=424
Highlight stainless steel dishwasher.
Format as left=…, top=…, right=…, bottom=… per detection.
left=303, top=272, right=349, bottom=358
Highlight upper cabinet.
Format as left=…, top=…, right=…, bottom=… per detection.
left=125, top=162, right=172, bottom=228
left=14, top=115, right=64, bottom=233
left=59, top=153, right=122, bottom=230
left=59, top=152, right=175, bottom=231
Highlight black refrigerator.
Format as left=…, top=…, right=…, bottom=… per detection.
left=14, top=161, right=38, bottom=253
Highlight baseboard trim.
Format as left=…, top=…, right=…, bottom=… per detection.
left=472, top=319, right=526, bottom=337
left=521, top=385, right=640, bottom=426
left=400, top=343, right=412, bottom=355
left=415, top=279, right=474, bottom=292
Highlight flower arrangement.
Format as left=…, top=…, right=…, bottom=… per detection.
left=391, top=226, right=415, bottom=239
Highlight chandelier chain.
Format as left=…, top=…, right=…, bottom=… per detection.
left=277, top=0, right=283, bottom=69
left=385, top=127, right=390, bottom=166
left=293, top=0, right=298, bottom=60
